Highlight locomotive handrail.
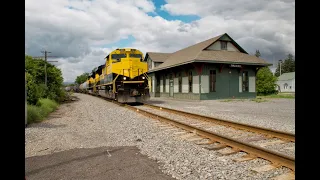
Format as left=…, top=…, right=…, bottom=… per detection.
left=112, top=74, right=120, bottom=93
left=143, top=72, right=150, bottom=81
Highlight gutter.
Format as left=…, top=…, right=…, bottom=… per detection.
left=148, top=59, right=272, bottom=73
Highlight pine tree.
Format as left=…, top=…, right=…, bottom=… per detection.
left=274, top=54, right=295, bottom=77
left=255, top=50, right=261, bottom=58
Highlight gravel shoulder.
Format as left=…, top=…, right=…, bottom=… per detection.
left=148, top=97, right=295, bottom=134
left=25, top=93, right=294, bottom=180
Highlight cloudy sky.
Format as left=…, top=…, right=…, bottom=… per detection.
left=25, top=0, right=295, bottom=83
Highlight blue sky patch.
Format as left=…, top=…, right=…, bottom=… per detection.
left=65, top=6, right=85, bottom=12
left=102, top=35, right=136, bottom=48
left=149, top=0, right=200, bottom=23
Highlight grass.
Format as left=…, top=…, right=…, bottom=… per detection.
left=27, top=98, right=59, bottom=124
left=250, top=97, right=268, bottom=103
left=219, top=93, right=294, bottom=103
left=220, top=99, right=245, bottom=102
left=258, top=93, right=295, bottom=99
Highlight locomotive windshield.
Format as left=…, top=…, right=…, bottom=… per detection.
left=129, top=54, right=142, bottom=58
left=111, top=54, right=127, bottom=59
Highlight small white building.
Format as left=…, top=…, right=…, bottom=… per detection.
left=276, top=72, right=295, bottom=93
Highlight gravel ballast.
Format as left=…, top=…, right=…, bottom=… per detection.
left=26, top=93, right=293, bottom=180
left=135, top=105, right=295, bottom=158
left=148, top=97, right=295, bottom=134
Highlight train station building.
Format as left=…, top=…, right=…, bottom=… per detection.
left=146, top=33, right=271, bottom=100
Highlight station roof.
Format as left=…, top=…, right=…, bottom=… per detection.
left=144, top=52, right=172, bottom=63
left=148, top=33, right=272, bottom=73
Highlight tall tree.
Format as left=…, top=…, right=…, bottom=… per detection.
left=274, top=53, right=295, bottom=77
left=256, top=67, right=278, bottom=95
left=255, top=50, right=261, bottom=58
left=92, top=67, right=97, bottom=75
left=75, top=72, right=89, bottom=85
left=25, top=55, right=64, bottom=104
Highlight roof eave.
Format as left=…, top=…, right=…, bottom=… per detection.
left=148, top=60, right=196, bottom=73
left=148, top=59, right=271, bottom=73
left=152, top=60, right=166, bottom=63
left=195, top=60, right=272, bottom=66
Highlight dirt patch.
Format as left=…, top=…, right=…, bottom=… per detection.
left=25, top=146, right=175, bottom=180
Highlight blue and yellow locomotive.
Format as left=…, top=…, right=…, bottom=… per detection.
left=80, top=48, right=150, bottom=103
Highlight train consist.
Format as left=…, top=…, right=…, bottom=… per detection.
left=78, top=48, right=150, bottom=103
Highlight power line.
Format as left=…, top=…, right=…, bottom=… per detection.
left=32, top=50, right=58, bottom=87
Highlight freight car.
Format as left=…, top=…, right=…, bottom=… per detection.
left=79, top=48, right=150, bottom=103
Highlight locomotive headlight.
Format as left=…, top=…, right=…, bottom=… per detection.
left=142, top=76, right=145, bottom=79
left=123, top=77, right=126, bottom=80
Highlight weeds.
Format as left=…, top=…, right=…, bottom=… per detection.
left=27, top=98, right=59, bottom=124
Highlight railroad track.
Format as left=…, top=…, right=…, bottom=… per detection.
left=87, top=93, right=295, bottom=179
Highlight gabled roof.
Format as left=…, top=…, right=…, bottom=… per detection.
left=144, top=52, right=172, bottom=62
left=149, top=33, right=271, bottom=72
left=278, top=72, right=295, bottom=81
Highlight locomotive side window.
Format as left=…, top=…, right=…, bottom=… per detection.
left=111, top=54, right=126, bottom=62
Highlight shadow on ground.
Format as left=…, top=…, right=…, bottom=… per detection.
left=26, top=123, right=67, bottom=129
left=25, top=146, right=174, bottom=180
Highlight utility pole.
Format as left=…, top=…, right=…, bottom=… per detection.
left=279, top=60, right=283, bottom=76
left=33, top=50, right=58, bottom=87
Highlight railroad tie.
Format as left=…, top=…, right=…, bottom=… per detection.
left=233, top=154, right=257, bottom=162
left=179, top=133, right=198, bottom=139
left=173, top=131, right=188, bottom=135
left=251, top=164, right=281, bottom=173
left=186, top=136, right=204, bottom=142
left=218, top=148, right=241, bottom=156
left=201, top=143, right=227, bottom=150
left=272, top=172, right=295, bottom=180
left=283, top=146, right=294, bottom=151
left=195, top=139, right=215, bottom=145
left=257, top=139, right=287, bottom=147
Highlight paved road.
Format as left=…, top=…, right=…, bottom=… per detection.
left=26, top=146, right=175, bottom=180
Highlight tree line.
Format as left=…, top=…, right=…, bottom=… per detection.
left=25, top=55, right=66, bottom=105
left=74, top=67, right=98, bottom=85
left=255, top=50, right=295, bottom=95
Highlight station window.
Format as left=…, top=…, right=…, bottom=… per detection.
left=221, top=41, right=227, bottom=50
left=150, top=77, right=152, bottom=92
left=163, top=75, right=166, bottom=92
left=209, top=70, right=216, bottom=92
left=188, top=71, right=192, bottom=93
left=242, top=71, right=249, bottom=92
left=178, top=73, right=182, bottom=93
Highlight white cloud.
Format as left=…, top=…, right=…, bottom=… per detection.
left=26, top=0, right=295, bottom=82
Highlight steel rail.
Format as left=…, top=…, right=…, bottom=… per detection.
left=144, top=103, right=295, bottom=142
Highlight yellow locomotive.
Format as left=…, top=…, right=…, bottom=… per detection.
left=80, top=48, right=150, bottom=103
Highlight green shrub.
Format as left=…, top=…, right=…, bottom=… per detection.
left=27, top=105, right=43, bottom=124
left=256, top=67, right=278, bottom=95
left=27, top=98, right=59, bottom=124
